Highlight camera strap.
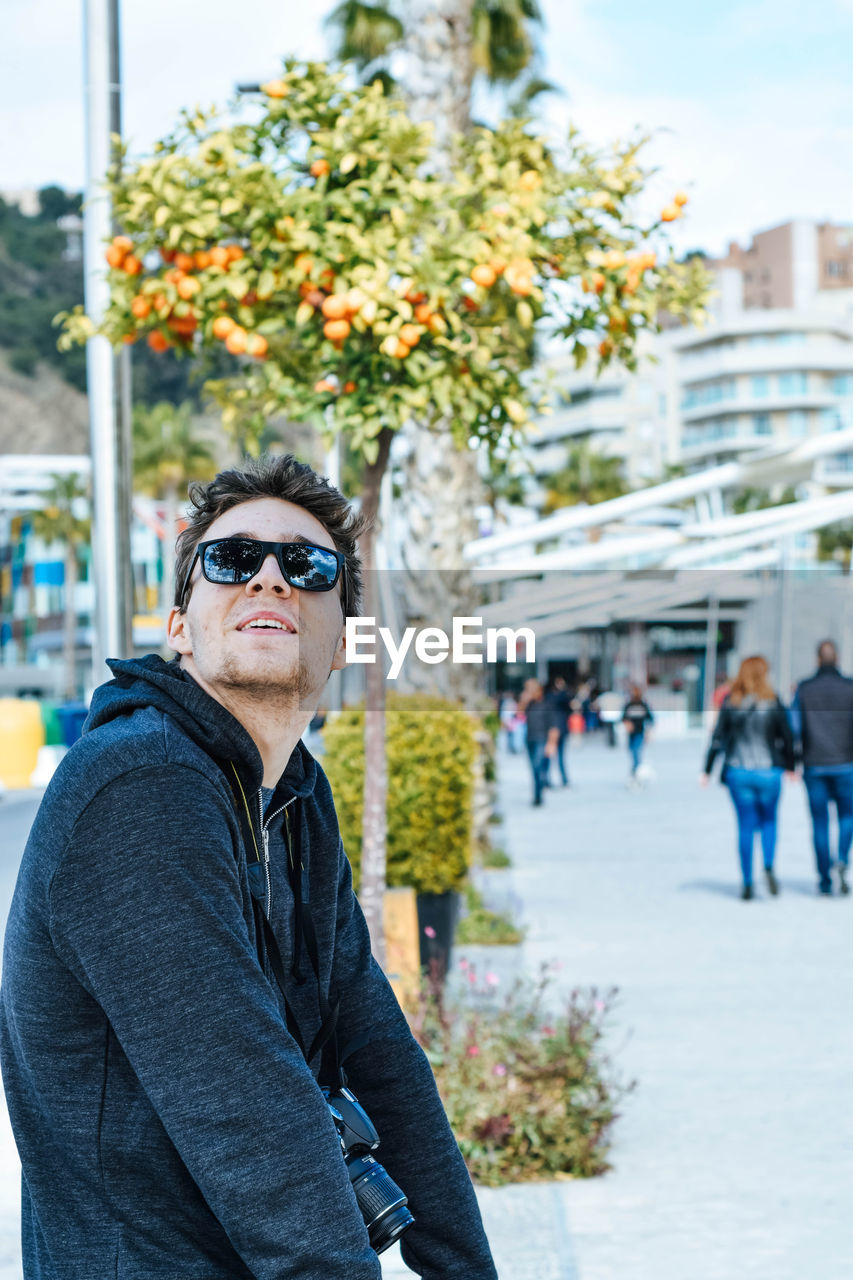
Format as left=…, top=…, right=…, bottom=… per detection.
left=220, top=760, right=341, bottom=1076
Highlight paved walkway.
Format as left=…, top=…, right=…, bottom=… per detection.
left=2, top=734, right=852, bottom=1278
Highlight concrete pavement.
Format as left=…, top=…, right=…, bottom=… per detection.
left=1, top=733, right=851, bottom=1279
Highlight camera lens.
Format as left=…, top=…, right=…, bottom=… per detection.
left=346, top=1154, right=415, bottom=1254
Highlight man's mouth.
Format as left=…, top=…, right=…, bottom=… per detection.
left=236, top=615, right=297, bottom=633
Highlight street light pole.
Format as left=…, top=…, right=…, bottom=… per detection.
left=82, top=0, right=133, bottom=685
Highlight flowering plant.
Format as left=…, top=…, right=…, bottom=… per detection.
left=410, top=962, right=631, bottom=1185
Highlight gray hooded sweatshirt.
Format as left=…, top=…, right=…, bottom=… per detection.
left=0, top=655, right=496, bottom=1280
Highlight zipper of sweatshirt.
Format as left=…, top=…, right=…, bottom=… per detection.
left=257, top=792, right=296, bottom=919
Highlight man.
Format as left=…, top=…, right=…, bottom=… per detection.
left=0, top=456, right=497, bottom=1279
left=791, top=639, right=853, bottom=896
left=520, top=678, right=561, bottom=806
left=544, top=676, right=572, bottom=787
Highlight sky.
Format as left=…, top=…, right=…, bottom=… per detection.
left=2, top=0, right=851, bottom=258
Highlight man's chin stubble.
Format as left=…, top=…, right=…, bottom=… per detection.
left=218, top=653, right=318, bottom=707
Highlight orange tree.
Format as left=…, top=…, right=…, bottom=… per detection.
left=59, top=60, right=708, bottom=955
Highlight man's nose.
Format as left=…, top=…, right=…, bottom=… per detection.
left=246, top=552, right=292, bottom=595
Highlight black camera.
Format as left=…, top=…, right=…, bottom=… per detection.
left=323, top=1085, right=415, bottom=1254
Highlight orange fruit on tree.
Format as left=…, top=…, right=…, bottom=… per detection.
left=427, top=313, right=447, bottom=335
left=177, top=276, right=200, bottom=300
left=343, top=381, right=356, bottom=393
left=314, top=378, right=336, bottom=393
left=414, top=303, right=432, bottom=324
left=592, top=272, right=606, bottom=293
left=519, top=169, right=542, bottom=191
left=294, top=253, right=313, bottom=276
left=147, top=331, right=170, bottom=353
left=471, top=264, right=497, bottom=288
left=390, top=338, right=411, bottom=359
left=105, top=245, right=126, bottom=268
left=174, top=252, right=195, bottom=273
left=112, top=235, right=133, bottom=254
left=262, top=79, right=289, bottom=99
left=122, top=332, right=138, bottom=344
left=660, top=204, right=680, bottom=222
left=212, top=316, right=236, bottom=339
left=399, top=323, right=421, bottom=347
left=152, top=292, right=168, bottom=312
left=130, top=296, right=151, bottom=319
left=323, top=318, right=351, bottom=342
left=598, top=339, right=614, bottom=357
left=209, top=246, right=230, bottom=268
left=305, top=289, right=326, bottom=309
left=246, top=333, right=268, bottom=358
left=123, top=254, right=143, bottom=275
left=405, top=290, right=427, bottom=305
left=489, top=256, right=507, bottom=275
left=159, top=247, right=176, bottom=263
left=226, top=244, right=244, bottom=263
left=194, top=250, right=212, bottom=270
left=462, top=296, right=479, bottom=312
left=163, top=269, right=183, bottom=284
left=310, top=159, right=331, bottom=178
left=319, top=267, right=335, bottom=289
left=322, top=294, right=349, bottom=321
left=168, top=314, right=198, bottom=337
left=225, top=326, right=248, bottom=355
left=674, top=191, right=689, bottom=207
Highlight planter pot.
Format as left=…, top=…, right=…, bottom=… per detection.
left=416, top=890, right=461, bottom=978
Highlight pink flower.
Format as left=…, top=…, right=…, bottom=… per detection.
left=423, top=926, right=436, bottom=939
left=467, top=971, right=477, bottom=986
left=466, top=1044, right=480, bottom=1057
left=485, top=972, right=499, bottom=987
left=541, top=1025, right=556, bottom=1037
left=459, top=958, right=469, bottom=970
left=594, top=998, right=606, bottom=1012
left=493, top=1063, right=507, bottom=1077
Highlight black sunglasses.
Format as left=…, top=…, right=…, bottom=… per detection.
left=179, top=537, right=346, bottom=611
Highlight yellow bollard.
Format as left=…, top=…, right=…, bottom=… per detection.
left=383, top=887, right=421, bottom=1013
left=0, top=699, right=45, bottom=789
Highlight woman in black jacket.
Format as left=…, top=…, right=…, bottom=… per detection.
left=701, top=655, right=795, bottom=899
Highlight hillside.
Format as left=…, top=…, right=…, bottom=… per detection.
left=0, top=349, right=89, bottom=455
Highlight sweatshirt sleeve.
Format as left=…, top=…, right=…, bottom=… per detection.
left=329, top=845, right=498, bottom=1280
left=49, top=765, right=381, bottom=1280
left=776, top=699, right=796, bottom=771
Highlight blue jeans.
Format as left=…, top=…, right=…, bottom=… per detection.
left=526, top=740, right=549, bottom=804
left=803, top=766, right=853, bottom=888
left=547, top=731, right=569, bottom=786
left=628, top=732, right=644, bottom=775
left=725, top=767, right=783, bottom=886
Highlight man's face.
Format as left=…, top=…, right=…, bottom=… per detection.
left=166, top=497, right=346, bottom=709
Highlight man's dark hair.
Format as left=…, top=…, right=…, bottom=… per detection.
left=817, top=639, right=838, bottom=668
left=174, top=454, right=368, bottom=615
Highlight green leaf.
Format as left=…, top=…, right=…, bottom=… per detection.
left=220, top=197, right=242, bottom=216
left=339, top=152, right=359, bottom=175
left=296, top=301, right=314, bottom=326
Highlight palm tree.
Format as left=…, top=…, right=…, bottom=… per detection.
left=30, top=474, right=91, bottom=700
left=132, top=402, right=219, bottom=615
left=543, top=442, right=628, bottom=514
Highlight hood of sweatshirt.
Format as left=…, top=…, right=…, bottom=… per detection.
left=84, top=653, right=318, bottom=801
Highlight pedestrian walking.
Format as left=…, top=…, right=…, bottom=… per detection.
left=790, top=639, right=853, bottom=896
left=545, top=676, right=572, bottom=786
left=597, top=688, right=623, bottom=747
left=519, top=679, right=561, bottom=806
left=0, top=455, right=497, bottom=1279
left=622, top=684, right=655, bottom=786
left=498, top=691, right=520, bottom=753
left=701, top=655, right=795, bottom=900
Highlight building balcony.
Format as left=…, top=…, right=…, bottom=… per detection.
left=680, top=391, right=841, bottom=422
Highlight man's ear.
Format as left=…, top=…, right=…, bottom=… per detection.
left=330, top=618, right=347, bottom=671
left=166, top=606, right=193, bottom=657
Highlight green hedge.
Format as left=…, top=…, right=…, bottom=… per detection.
left=323, top=694, right=478, bottom=894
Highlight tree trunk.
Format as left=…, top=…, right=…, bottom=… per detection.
left=162, top=485, right=178, bottom=616
left=403, top=0, right=474, bottom=148
left=357, top=427, right=395, bottom=965
left=63, top=545, right=78, bottom=702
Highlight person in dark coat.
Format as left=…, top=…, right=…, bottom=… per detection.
left=701, top=654, right=795, bottom=900
left=520, top=679, right=561, bottom=806
left=790, top=639, right=853, bottom=895
left=622, top=684, right=654, bottom=784
left=545, top=676, right=572, bottom=786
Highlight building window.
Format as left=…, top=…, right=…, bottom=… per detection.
left=775, top=332, right=807, bottom=345
left=787, top=410, right=809, bottom=437
left=832, top=374, right=851, bottom=395
left=778, top=371, right=808, bottom=395
left=826, top=261, right=849, bottom=278
left=751, top=375, right=769, bottom=397
left=752, top=414, right=772, bottom=436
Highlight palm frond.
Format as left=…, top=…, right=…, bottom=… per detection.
left=325, top=1, right=404, bottom=71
